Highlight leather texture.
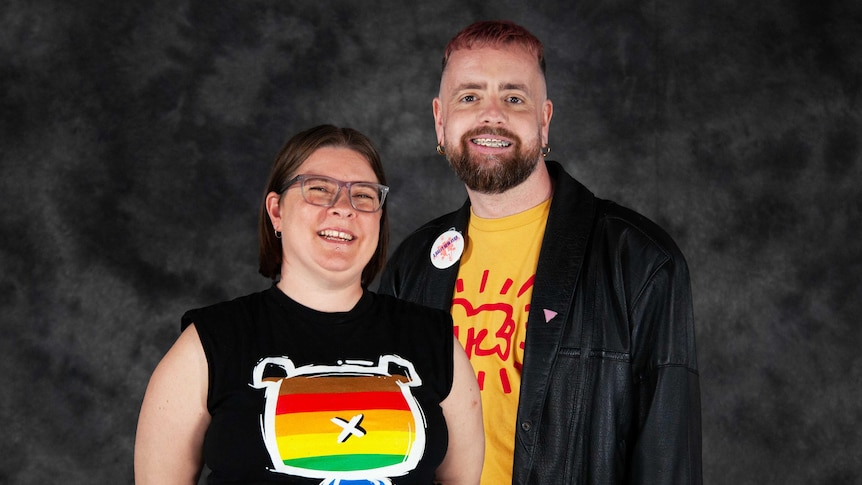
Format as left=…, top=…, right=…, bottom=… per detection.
left=379, top=161, right=702, bottom=484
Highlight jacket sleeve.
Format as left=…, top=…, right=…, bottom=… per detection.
left=628, top=248, right=702, bottom=484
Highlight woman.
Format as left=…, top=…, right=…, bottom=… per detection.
left=135, top=125, right=483, bottom=484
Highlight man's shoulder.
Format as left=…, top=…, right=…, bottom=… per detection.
left=549, top=161, right=681, bottom=258
left=394, top=207, right=465, bottom=253
left=379, top=206, right=467, bottom=299
left=414, top=208, right=464, bottom=233
left=593, top=199, right=689, bottom=266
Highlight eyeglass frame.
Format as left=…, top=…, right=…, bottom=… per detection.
left=279, top=174, right=390, bottom=213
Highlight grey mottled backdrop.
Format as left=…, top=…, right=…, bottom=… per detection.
left=2, top=1, right=860, bottom=483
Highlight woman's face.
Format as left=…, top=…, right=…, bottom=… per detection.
left=270, top=146, right=382, bottom=288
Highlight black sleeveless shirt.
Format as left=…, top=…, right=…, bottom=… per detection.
left=182, top=286, right=454, bottom=484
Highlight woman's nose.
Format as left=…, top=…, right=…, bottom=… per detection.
left=328, top=188, right=356, bottom=216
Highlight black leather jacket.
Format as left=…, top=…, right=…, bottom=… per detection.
left=379, top=161, right=702, bottom=484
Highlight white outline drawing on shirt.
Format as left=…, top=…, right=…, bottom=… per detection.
left=251, top=355, right=427, bottom=485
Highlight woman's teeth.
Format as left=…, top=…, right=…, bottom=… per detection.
left=319, top=230, right=354, bottom=241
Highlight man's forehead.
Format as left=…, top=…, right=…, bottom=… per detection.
left=441, top=46, right=546, bottom=93
left=446, top=43, right=537, bottom=66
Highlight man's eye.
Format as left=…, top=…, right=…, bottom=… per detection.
left=460, top=95, right=477, bottom=103
left=507, top=96, right=523, bottom=104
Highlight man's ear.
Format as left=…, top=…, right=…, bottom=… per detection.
left=541, top=99, right=553, bottom=146
left=432, top=97, right=445, bottom=146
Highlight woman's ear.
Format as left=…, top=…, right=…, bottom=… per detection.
left=265, top=192, right=282, bottom=231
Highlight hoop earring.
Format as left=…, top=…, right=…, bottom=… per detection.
left=274, top=230, right=282, bottom=239
left=436, top=144, right=445, bottom=155
left=541, top=145, right=551, bottom=157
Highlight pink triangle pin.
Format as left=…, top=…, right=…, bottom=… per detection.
left=543, top=309, right=558, bottom=323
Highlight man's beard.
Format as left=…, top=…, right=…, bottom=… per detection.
left=445, top=127, right=542, bottom=194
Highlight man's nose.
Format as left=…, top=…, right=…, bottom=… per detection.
left=479, top=99, right=507, bottom=124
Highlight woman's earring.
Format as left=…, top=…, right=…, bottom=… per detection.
left=274, top=229, right=282, bottom=239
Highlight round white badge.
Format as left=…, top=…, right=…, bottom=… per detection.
left=429, top=229, right=464, bottom=269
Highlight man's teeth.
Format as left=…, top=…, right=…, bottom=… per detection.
left=319, top=230, right=354, bottom=241
left=472, top=138, right=511, bottom=148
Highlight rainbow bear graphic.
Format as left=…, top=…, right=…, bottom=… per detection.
left=251, top=355, right=426, bottom=485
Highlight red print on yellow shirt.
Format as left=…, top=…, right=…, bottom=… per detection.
left=452, top=269, right=533, bottom=393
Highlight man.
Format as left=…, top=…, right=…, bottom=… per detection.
left=379, top=20, right=702, bottom=484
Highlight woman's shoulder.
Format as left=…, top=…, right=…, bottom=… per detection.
left=180, top=287, right=273, bottom=331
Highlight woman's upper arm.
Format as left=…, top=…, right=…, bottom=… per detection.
left=135, top=324, right=211, bottom=485
left=435, top=338, right=484, bottom=484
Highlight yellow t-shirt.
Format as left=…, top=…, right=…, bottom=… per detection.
left=451, top=199, right=550, bottom=484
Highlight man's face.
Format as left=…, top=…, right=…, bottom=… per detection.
left=433, top=44, right=553, bottom=194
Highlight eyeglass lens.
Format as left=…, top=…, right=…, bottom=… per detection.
left=300, top=176, right=385, bottom=212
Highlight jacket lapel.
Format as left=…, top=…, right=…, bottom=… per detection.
left=514, top=161, right=596, bottom=465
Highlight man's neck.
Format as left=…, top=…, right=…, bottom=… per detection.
left=466, top=160, right=554, bottom=219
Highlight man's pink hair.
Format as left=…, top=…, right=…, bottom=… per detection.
left=441, top=20, right=546, bottom=74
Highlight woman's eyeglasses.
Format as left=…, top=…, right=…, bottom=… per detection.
left=281, top=174, right=389, bottom=213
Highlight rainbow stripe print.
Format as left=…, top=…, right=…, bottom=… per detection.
left=252, top=355, right=426, bottom=484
